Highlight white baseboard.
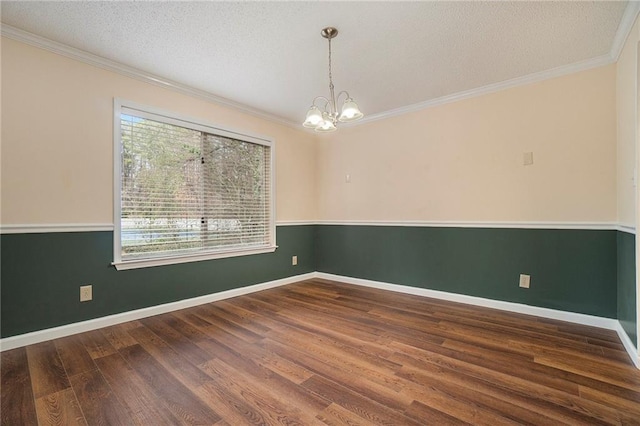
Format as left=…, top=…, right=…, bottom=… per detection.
left=3, top=270, right=638, bottom=370
left=316, top=272, right=618, bottom=329
left=615, top=322, right=640, bottom=369
left=0, top=272, right=316, bottom=352
left=317, top=272, right=640, bottom=369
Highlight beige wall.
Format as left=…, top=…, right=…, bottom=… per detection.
left=0, top=36, right=622, bottom=226
left=317, top=65, right=617, bottom=223
left=617, top=16, right=640, bottom=228
left=0, top=37, right=317, bottom=225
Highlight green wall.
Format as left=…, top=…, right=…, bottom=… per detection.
left=2, top=224, right=632, bottom=340
left=617, top=231, right=637, bottom=346
left=0, top=225, right=315, bottom=338
left=315, top=225, right=618, bottom=318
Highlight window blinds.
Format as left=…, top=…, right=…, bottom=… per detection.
left=119, top=109, right=272, bottom=261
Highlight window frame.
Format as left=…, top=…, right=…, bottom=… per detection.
left=112, top=98, right=276, bottom=271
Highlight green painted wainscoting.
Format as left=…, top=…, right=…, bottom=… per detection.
left=315, top=225, right=617, bottom=318
left=617, top=231, right=637, bottom=346
left=1, top=225, right=315, bottom=338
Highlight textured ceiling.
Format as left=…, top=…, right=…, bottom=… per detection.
left=0, top=1, right=631, bottom=126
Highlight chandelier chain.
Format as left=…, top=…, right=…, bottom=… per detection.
left=328, top=37, right=334, bottom=91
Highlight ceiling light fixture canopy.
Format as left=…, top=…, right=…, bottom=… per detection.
left=303, top=27, right=363, bottom=132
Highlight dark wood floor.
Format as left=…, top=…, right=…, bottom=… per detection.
left=2, top=279, right=640, bottom=425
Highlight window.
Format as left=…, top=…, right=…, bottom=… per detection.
left=113, top=100, right=275, bottom=270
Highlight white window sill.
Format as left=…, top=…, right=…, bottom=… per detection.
left=112, top=245, right=277, bottom=271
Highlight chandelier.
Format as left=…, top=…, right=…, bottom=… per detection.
left=302, top=27, right=364, bottom=132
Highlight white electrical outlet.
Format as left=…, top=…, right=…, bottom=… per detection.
left=292, top=255, right=298, bottom=266
left=80, top=285, right=93, bottom=302
left=523, top=152, right=533, bottom=166
left=519, top=274, right=530, bottom=289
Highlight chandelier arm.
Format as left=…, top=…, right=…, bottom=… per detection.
left=336, top=91, right=351, bottom=104
left=312, top=96, right=331, bottom=111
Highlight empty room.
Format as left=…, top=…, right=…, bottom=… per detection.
left=2, top=1, right=640, bottom=425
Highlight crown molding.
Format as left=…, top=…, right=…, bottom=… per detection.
left=355, top=54, right=613, bottom=126
left=0, top=25, right=299, bottom=129
left=2, top=3, right=635, bottom=132
left=610, top=0, right=640, bottom=61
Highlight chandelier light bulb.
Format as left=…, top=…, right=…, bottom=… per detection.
left=315, top=113, right=337, bottom=132
left=338, top=98, right=364, bottom=122
left=303, top=105, right=323, bottom=128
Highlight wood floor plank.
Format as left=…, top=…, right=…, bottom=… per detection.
left=432, top=309, right=597, bottom=346
left=397, top=364, right=565, bottom=425
left=95, top=352, right=185, bottom=425
left=1, top=348, right=38, bottom=426
left=263, top=337, right=408, bottom=405
left=264, top=314, right=403, bottom=374
left=257, top=350, right=314, bottom=385
left=203, top=303, right=271, bottom=335
left=579, top=386, right=640, bottom=418
left=79, top=330, right=117, bottom=359
left=194, top=380, right=271, bottom=426
left=200, top=357, right=327, bottom=426
left=54, top=334, right=96, bottom=377
left=173, top=310, right=219, bottom=331
left=2, top=279, right=639, bottom=424
left=26, top=340, right=70, bottom=398
left=138, top=315, right=214, bottom=366
left=224, top=293, right=282, bottom=314
left=263, top=300, right=397, bottom=358
left=403, top=400, right=471, bottom=426
left=35, top=388, right=87, bottom=426
left=534, top=355, right=640, bottom=391
left=316, top=402, right=378, bottom=426
left=390, top=346, right=622, bottom=425
left=395, top=351, right=589, bottom=425
left=196, top=337, right=332, bottom=414
left=301, top=374, right=423, bottom=426
left=390, top=335, right=581, bottom=395
left=99, top=323, right=138, bottom=350
left=193, top=305, right=264, bottom=343
left=68, top=369, right=133, bottom=426
left=195, top=311, right=314, bottom=385
left=119, top=344, right=221, bottom=425
left=197, top=334, right=273, bottom=380
left=449, top=339, right=640, bottom=404
left=507, top=339, right=631, bottom=367
left=125, top=326, right=213, bottom=388
left=160, top=312, right=213, bottom=342
left=265, top=338, right=411, bottom=414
